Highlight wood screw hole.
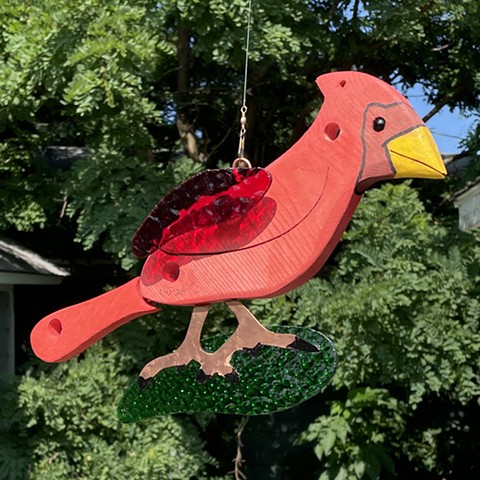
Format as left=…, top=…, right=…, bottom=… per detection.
left=324, top=123, right=341, bottom=141
left=48, top=318, right=62, bottom=336
left=163, top=261, right=180, bottom=282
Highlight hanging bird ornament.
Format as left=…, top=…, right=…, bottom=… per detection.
left=30, top=70, right=446, bottom=422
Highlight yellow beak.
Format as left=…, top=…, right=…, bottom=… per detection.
left=387, top=126, right=447, bottom=179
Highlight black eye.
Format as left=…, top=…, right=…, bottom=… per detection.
left=373, top=117, right=386, bottom=132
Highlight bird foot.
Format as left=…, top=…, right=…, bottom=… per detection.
left=138, top=346, right=238, bottom=389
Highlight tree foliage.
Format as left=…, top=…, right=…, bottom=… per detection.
left=1, top=0, right=480, bottom=478
left=0, top=309, right=227, bottom=479
left=252, top=183, right=480, bottom=478
left=1, top=0, right=479, bottom=262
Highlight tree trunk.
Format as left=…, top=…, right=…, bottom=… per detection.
left=176, top=18, right=205, bottom=163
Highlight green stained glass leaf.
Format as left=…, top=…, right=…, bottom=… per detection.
left=118, top=326, right=336, bottom=423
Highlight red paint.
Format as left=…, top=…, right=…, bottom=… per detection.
left=30, top=278, right=158, bottom=362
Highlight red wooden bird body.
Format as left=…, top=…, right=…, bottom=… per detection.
left=140, top=72, right=445, bottom=305
left=31, top=72, right=446, bottom=384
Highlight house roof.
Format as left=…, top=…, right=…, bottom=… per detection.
left=443, top=153, right=473, bottom=174
left=0, top=236, right=69, bottom=284
left=452, top=175, right=480, bottom=201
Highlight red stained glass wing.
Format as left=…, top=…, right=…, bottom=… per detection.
left=160, top=197, right=277, bottom=255
left=131, top=168, right=272, bottom=258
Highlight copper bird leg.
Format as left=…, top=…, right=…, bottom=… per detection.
left=138, top=305, right=236, bottom=388
left=195, top=301, right=318, bottom=382
left=227, top=301, right=318, bottom=354
left=139, top=305, right=211, bottom=387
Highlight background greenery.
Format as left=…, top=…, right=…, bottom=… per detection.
left=1, top=0, right=479, bottom=478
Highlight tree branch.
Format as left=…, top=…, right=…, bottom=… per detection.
left=233, top=416, right=249, bottom=480
left=176, top=20, right=189, bottom=97
left=422, top=85, right=465, bottom=123
left=352, top=0, right=361, bottom=20
left=422, top=98, right=450, bottom=123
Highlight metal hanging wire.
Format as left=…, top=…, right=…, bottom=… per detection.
left=235, top=0, right=253, bottom=167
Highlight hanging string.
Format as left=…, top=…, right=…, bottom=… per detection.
left=236, top=0, right=253, bottom=166
left=242, top=0, right=252, bottom=110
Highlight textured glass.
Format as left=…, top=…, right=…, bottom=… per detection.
left=118, top=326, right=336, bottom=423
left=132, top=168, right=272, bottom=258
left=160, top=197, right=276, bottom=255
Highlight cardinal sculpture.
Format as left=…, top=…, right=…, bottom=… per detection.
left=31, top=71, right=446, bottom=393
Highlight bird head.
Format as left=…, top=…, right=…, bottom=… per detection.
left=316, top=71, right=447, bottom=192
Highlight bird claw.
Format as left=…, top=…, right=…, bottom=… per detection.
left=225, top=370, right=240, bottom=384
left=242, top=342, right=262, bottom=356
left=196, top=367, right=240, bottom=384
left=287, top=336, right=319, bottom=352
left=138, top=376, right=153, bottom=390
left=195, top=369, right=212, bottom=384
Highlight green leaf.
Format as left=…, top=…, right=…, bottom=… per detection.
left=320, top=430, right=337, bottom=457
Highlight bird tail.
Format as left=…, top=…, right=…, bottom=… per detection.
left=30, top=277, right=159, bottom=363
